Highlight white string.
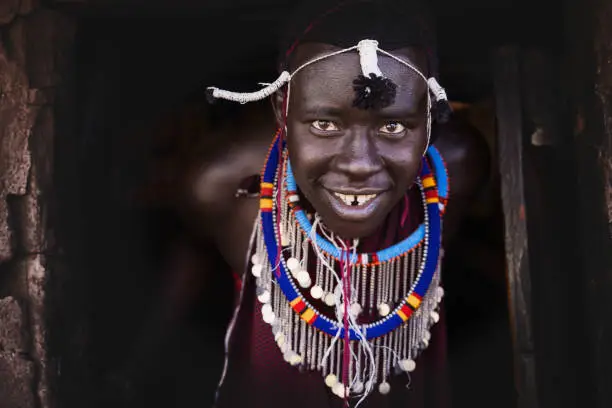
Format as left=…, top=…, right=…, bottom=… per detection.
left=309, top=214, right=377, bottom=404
left=375, top=47, right=436, bottom=156
left=375, top=344, right=402, bottom=368
left=375, top=49, right=429, bottom=83
left=289, top=45, right=359, bottom=79
left=424, top=92, right=432, bottom=156
left=213, top=214, right=261, bottom=406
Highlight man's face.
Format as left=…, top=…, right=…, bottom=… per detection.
left=280, top=43, right=429, bottom=239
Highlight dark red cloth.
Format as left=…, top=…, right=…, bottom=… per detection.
left=215, top=187, right=450, bottom=408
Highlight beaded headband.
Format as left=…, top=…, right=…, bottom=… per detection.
left=206, top=39, right=449, bottom=114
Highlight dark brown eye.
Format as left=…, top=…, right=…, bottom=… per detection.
left=311, top=120, right=339, bottom=132
left=379, top=121, right=406, bottom=134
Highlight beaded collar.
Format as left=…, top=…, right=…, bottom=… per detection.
left=246, top=132, right=449, bottom=400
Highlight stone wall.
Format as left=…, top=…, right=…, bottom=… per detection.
left=590, top=0, right=612, bottom=405
left=594, top=0, right=612, bottom=235
left=0, top=2, right=74, bottom=407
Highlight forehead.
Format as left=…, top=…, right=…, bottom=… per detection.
left=289, top=43, right=429, bottom=114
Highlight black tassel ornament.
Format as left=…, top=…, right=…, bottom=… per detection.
left=352, top=73, right=397, bottom=110
left=433, top=99, right=452, bottom=123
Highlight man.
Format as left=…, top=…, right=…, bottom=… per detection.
left=176, top=0, right=490, bottom=407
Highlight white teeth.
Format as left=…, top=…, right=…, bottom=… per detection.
left=333, top=192, right=377, bottom=206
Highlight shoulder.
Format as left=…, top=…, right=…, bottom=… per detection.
left=430, top=116, right=491, bottom=243
left=431, top=117, right=491, bottom=202
left=179, top=104, right=276, bottom=212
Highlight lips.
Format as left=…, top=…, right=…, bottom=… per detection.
left=332, top=192, right=378, bottom=207
left=321, top=187, right=389, bottom=223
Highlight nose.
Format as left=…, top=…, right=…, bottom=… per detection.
left=335, top=127, right=383, bottom=181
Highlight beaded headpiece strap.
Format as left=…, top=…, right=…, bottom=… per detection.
left=206, top=39, right=448, bottom=111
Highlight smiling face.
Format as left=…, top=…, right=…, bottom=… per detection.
left=274, top=43, right=430, bottom=239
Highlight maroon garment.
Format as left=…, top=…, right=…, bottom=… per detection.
left=215, top=187, right=450, bottom=408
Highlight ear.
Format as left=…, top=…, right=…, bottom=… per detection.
left=270, top=89, right=286, bottom=128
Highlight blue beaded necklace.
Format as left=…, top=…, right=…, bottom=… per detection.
left=258, top=134, right=447, bottom=340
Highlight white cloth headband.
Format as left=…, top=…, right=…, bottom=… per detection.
left=207, top=39, right=447, bottom=105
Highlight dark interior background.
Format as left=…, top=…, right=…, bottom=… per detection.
left=51, top=0, right=565, bottom=407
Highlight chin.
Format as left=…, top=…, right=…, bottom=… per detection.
left=316, top=212, right=385, bottom=241
left=339, top=225, right=380, bottom=240
left=308, top=189, right=397, bottom=240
